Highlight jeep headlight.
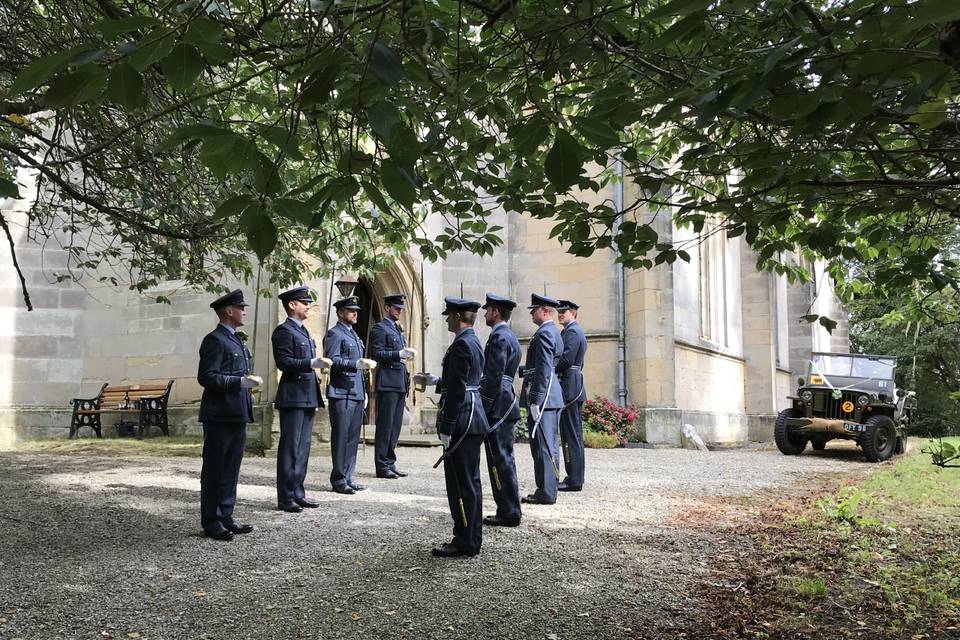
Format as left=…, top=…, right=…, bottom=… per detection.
left=857, top=394, right=869, bottom=407
left=801, top=390, right=814, bottom=402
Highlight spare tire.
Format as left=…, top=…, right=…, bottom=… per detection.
left=775, top=408, right=807, bottom=455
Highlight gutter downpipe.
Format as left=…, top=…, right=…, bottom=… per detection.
left=614, top=155, right=628, bottom=407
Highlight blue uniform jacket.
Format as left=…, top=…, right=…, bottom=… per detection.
left=198, top=325, right=254, bottom=423
left=323, top=321, right=366, bottom=401
left=557, top=320, right=587, bottom=403
left=367, top=318, right=409, bottom=393
left=436, top=328, right=490, bottom=437
left=479, top=323, right=521, bottom=423
left=272, top=318, right=323, bottom=409
left=520, top=320, right=564, bottom=410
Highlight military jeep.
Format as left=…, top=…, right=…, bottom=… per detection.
left=775, top=352, right=914, bottom=462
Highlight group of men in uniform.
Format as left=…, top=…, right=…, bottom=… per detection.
left=196, top=286, right=587, bottom=557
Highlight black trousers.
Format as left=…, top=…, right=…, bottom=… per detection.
left=374, top=390, right=405, bottom=472
left=443, top=434, right=484, bottom=553
left=276, top=408, right=316, bottom=506
left=528, top=409, right=560, bottom=503
left=200, top=421, right=246, bottom=533
left=559, top=400, right=585, bottom=487
left=484, top=417, right=521, bottom=520
left=329, top=398, right=363, bottom=488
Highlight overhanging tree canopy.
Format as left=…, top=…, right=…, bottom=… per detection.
left=2, top=0, right=959, bottom=317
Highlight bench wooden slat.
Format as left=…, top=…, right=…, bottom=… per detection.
left=69, top=380, right=174, bottom=439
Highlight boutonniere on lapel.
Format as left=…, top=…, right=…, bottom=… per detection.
left=236, top=330, right=249, bottom=343
left=396, top=322, right=404, bottom=334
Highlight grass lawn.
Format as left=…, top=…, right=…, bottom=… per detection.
left=688, top=439, right=960, bottom=639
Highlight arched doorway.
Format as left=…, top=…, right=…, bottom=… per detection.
left=353, top=278, right=379, bottom=346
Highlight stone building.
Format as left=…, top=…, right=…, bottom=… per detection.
left=0, top=172, right=847, bottom=450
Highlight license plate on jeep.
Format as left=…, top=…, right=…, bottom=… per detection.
left=844, top=422, right=866, bottom=432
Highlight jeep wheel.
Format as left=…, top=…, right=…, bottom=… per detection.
left=774, top=408, right=807, bottom=455
left=810, top=436, right=828, bottom=451
left=861, top=415, right=897, bottom=462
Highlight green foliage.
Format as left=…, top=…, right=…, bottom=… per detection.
left=2, top=0, right=960, bottom=303
left=817, top=487, right=875, bottom=527
left=921, top=438, right=960, bottom=467
left=583, top=431, right=620, bottom=449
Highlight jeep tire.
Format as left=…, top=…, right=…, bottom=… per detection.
left=861, top=415, right=897, bottom=462
left=775, top=408, right=807, bottom=455
left=894, top=435, right=907, bottom=455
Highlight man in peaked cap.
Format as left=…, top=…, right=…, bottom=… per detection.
left=272, top=286, right=332, bottom=513
left=197, top=289, right=259, bottom=541
left=478, top=293, right=523, bottom=527
left=520, top=293, right=565, bottom=505
left=557, top=299, right=588, bottom=491
left=432, top=297, right=491, bottom=557
left=324, top=295, right=376, bottom=494
left=368, top=293, right=416, bottom=479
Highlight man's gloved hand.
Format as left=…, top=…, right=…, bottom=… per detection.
left=530, top=404, right=542, bottom=423
left=240, top=375, right=262, bottom=389
left=356, top=358, right=377, bottom=370
left=310, top=356, right=332, bottom=370
left=438, top=433, right=451, bottom=448
left=399, top=347, right=416, bottom=360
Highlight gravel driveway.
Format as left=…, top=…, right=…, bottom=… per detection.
left=0, top=443, right=870, bottom=639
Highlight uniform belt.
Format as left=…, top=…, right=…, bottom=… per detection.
left=464, top=385, right=479, bottom=392
left=501, top=375, right=514, bottom=382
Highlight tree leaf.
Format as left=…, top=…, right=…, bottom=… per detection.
left=362, top=180, right=392, bottom=216
left=370, top=42, right=404, bottom=86
left=915, top=0, right=960, bottom=23
left=106, top=63, right=146, bottom=109
left=43, top=67, right=107, bottom=107
left=257, top=125, right=303, bottom=160
left=300, top=62, right=340, bottom=108
left=239, top=205, right=278, bottom=260
left=93, top=16, right=162, bottom=39
left=161, top=43, right=205, bottom=91
left=649, top=11, right=706, bottom=49
left=272, top=198, right=313, bottom=226
left=545, top=130, right=584, bottom=191
left=10, top=46, right=92, bottom=95
left=511, top=117, right=551, bottom=156
left=819, top=316, right=838, bottom=333
left=647, top=0, right=711, bottom=19
left=184, top=17, right=225, bottom=45
left=367, top=101, right=401, bottom=139
left=908, top=101, right=947, bottom=130
left=127, top=28, right=176, bottom=72
left=214, top=195, right=256, bottom=220
left=380, top=159, right=416, bottom=210
left=0, top=177, right=21, bottom=198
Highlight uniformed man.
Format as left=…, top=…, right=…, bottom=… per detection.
left=368, top=293, right=416, bottom=479
left=557, top=299, right=587, bottom=492
left=478, top=293, right=523, bottom=527
left=520, top=293, right=564, bottom=505
left=432, top=297, right=491, bottom=557
left=324, top=296, right=376, bottom=495
left=197, top=289, right=259, bottom=541
left=273, top=286, right=332, bottom=513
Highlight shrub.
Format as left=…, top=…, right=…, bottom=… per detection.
left=584, top=431, right=620, bottom=449
left=514, top=407, right=528, bottom=441
left=582, top=396, right=643, bottom=445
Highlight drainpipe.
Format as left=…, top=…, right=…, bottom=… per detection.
left=614, top=155, right=628, bottom=407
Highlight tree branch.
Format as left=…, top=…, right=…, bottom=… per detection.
left=0, top=211, right=32, bottom=311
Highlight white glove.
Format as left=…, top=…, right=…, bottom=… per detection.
left=530, top=404, right=542, bottom=423
left=310, top=356, right=332, bottom=370
left=356, top=358, right=377, bottom=370
left=439, top=433, right=451, bottom=448
left=240, top=375, right=262, bottom=389
left=399, top=347, right=416, bottom=360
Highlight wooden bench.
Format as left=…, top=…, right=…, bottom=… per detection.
left=69, top=381, right=174, bottom=438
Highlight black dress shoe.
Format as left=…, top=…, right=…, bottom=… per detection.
left=204, top=529, right=234, bottom=541
left=348, top=483, right=366, bottom=491
left=391, top=468, right=408, bottom=477
left=521, top=494, right=556, bottom=505
left=332, top=485, right=356, bottom=495
left=223, top=521, right=254, bottom=534
left=295, top=498, right=320, bottom=508
left=376, top=470, right=400, bottom=479
left=277, top=503, right=303, bottom=513
left=558, top=483, right=583, bottom=492
left=483, top=515, right=521, bottom=527
left=430, top=542, right=479, bottom=558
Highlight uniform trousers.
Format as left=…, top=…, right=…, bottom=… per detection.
left=277, top=408, right=316, bottom=505
left=200, top=421, right=246, bottom=533
left=329, top=398, right=363, bottom=488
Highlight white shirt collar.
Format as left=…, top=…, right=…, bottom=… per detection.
left=288, top=316, right=304, bottom=328
left=218, top=322, right=236, bottom=335
left=455, top=326, right=472, bottom=339
left=493, top=321, right=508, bottom=330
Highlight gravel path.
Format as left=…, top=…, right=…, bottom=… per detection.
left=0, top=443, right=870, bottom=639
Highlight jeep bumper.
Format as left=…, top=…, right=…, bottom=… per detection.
left=785, top=416, right=866, bottom=435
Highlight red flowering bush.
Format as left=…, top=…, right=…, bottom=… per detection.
left=583, top=396, right=643, bottom=446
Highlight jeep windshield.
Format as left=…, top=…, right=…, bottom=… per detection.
left=809, top=354, right=895, bottom=380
